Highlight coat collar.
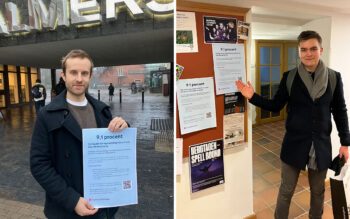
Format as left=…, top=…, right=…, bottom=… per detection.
left=46, top=90, right=109, bottom=114
left=46, top=90, right=110, bottom=142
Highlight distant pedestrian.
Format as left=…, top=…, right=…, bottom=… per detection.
left=31, top=79, right=46, bottom=115
left=53, top=77, right=66, bottom=97
left=131, top=81, right=136, bottom=94
left=108, top=83, right=115, bottom=102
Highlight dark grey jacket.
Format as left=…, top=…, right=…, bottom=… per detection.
left=250, top=70, right=350, bottom=171
left=30, top=91, right=118, bottom=218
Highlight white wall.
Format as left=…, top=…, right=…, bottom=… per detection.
left=176, top=10, right=254, bottom=219
left=176, top=144, right=253, bottom=219
left=328, top=15, right=350, bottom=160
left=250, top=37, right=257, bottom=124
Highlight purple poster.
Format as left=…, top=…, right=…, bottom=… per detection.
left=203, top=16, right=237, bottom=43
left=190, top=139, right=225, bottom=193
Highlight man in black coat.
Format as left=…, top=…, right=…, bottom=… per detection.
left=53, top=77, right=66, bottom=96
left=108, top=83, right=115, bottom=102
left=30, top=50, right=129, bottom=218
left=32, top=78, right=47, bottom=115
left=236, top=31, right=350, bottom=218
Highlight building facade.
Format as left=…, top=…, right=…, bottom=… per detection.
left=0, top=0, right=174, bottom=108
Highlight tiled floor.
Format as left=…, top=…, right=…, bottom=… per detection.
left=252, top=120, right=333, bottom=219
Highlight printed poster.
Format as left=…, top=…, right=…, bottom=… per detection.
left=176, top=138, right=183, bottom=175
left=223, top=113, right=245, bottom=149
left=212, top=43, right=246, bottom=94
left=177, top=77, right=217, bottom=135
left=238, top=21, right=250, bottom=40
left=177, top=11, right=198, bottom=53
left=83, top=128, right=138, bottom=208
left=190, top=139, right=225, bottom=193
left=224, top=92, right=245, bottom=115
left=203, top=16, right=237, bottom=44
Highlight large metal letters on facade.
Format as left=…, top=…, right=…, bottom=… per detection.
left=28, top=0, right=69, bottom=30
left=71, top=0, right=102, bottom=24
left=106, top=0, right=143, bottom=19
left=146, top=0, right=173, bottom=13
left=0, top=0, right=174, bottom=35
left=5, top=2, right=31, bottom=33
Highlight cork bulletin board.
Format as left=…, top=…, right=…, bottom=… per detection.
left=176, top=1, right=249, bottom=157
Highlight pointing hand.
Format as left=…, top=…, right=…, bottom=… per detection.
left=235, top=80, right=254, bottom=99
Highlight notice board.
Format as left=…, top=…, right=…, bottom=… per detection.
left=176, top=2, right=249, bottom=157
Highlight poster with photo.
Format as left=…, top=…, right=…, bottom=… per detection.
left=177, top=11, right=199, bottom=53
left=224, top=113, right=245, bottom=149
left=203, top=16, right=237, bottom=43
left=238, top=21, right=250, bottom=40
left=224, top=92, right=245, bottom=115
left=190, top=139, right=225, bottom=193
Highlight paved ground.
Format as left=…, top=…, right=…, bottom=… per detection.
left=0, top=91, right=174, bottom=218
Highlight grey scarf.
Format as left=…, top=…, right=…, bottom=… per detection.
left=298, top=60, right=329, bottom=170
left=297, top=59, right=328, bottom=101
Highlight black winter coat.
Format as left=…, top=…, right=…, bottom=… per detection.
left=30, top=91, right=118, bottom=218
left=250, top=69, right=350, bottom=171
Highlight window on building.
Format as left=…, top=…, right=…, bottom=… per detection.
left=40, top=69, right=53, bottom=103
left=31, top=67, right=38, bottom=87
left=20, top=66, right=30, bottom=103
left=8, top=65, right=19, bottom=104
left=0, top=66, right=5, bottom=107
left=8, top=72, right=19, bottom=104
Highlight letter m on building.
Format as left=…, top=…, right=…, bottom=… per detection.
left=28, top=0, right=69, bottom=30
